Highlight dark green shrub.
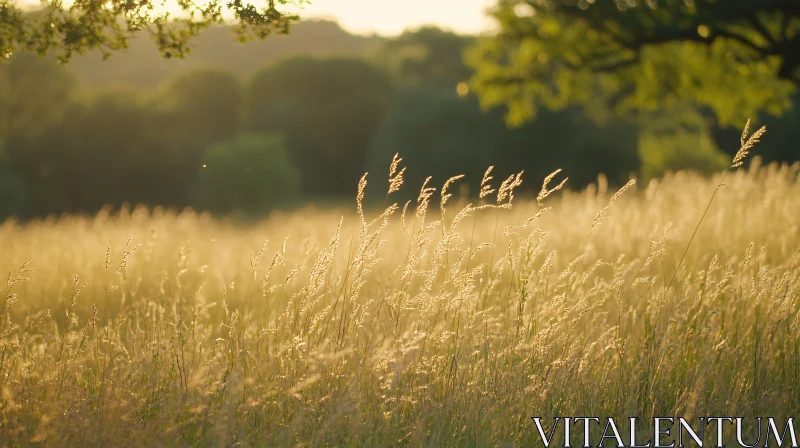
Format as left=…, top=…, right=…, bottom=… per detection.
left=191, top=133, right=300, bottom=215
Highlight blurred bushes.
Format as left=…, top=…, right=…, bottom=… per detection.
left=191, top=133, right=300, bottom=216
left=639, top=129, right=729, bottom=181
left=153, top=70, right=243, bottom=145
left=366, top=85, right=499, bottom=198
left=366, top=84, right=639, bottom=199
left=712, top=92, right=800, bottom=164
left=376, top=26, right=475, bottom=88
left=8, top=90, right=201, bottom=216
left=635, top=107, right=731, bottom=181
left=247, top=57, right=393, bottom=197
left=0, top=53, right=77, bottom=139
left=0, top=146, right=25, bottom=220
left=0, top=25, right=798, bottom=220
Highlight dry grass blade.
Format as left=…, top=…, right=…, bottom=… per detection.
left=666, top=119, right=767, bottom=294
left=589, top=179, right=635, bottom=233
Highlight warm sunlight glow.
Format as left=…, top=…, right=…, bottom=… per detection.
left=290, top=0, right=496, bottom=35
left=23, top=0, right=496, bottom=36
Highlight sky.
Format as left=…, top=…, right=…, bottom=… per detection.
left=20, top=0, right=497, bottom=36
left=288, top=0, right=497, bottom=36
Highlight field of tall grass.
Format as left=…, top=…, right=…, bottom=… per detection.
left=0, top=125, right=798, bottom=446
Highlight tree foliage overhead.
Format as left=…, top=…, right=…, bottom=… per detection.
left=468, top=0, right=800, bottom=127
left=0, top=0, right=302, bottom=62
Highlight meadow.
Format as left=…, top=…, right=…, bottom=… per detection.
left=0, top=126, right=798, bottom=447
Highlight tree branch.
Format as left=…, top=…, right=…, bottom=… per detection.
left=744, top=13, right=777, bottom=47
left=711, top=28, right=776, bottom=55
left=563, top=53, right=641, bottom=73
left=780, top=13, right=790, bottom=41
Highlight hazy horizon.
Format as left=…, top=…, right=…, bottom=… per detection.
left=294, top=0, right=496, bottom=36
left=20, top=0, right=497, bottom=37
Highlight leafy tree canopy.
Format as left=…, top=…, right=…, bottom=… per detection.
left=468, top=0, right=800, bottom=127
left=0, top=0, right=302, bottom=62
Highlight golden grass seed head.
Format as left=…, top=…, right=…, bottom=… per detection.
left=357, top=173, right=369, bottom=229
left=497, top=174, right=513, bottom=204
left=415, top=177, right=437, bottom=223
left=732, top=119, right=767, bottom=168
left=440, top=174, right=465, bottom=216
left=389, top=153, right=402, bottom=178
left=537, top=169, right=568, bottom=205
left=389, top=167, right=406, bottom=195
left=479, top=166, right=495, bottom=199
left=400, top=200, right=412, bottom=239
left=589, top=179, right=636, bottom=233
left=250, top=239, right=269, bottom=280
left=417, top=176, right=435, bottom=205
left=388, top=154, right=406, bottom=195
left=509, top=170, right=524, bottom=204
left=497, top=171, right=523, bottom=205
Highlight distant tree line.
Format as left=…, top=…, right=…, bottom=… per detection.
left=1, top=24, right=799, bottom=219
